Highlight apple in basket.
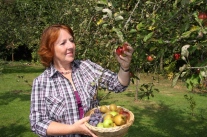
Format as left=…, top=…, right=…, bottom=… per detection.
left=87, top=103, right=131, bottom=127
left=103, top=114, right=114, bottom=121
left=117, top=107, right=130, bottom=120
left=113, top=114, right=127, bottom=126
left=103, top=119, right=114, bottom=128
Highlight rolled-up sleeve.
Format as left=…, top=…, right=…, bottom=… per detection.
left=84, top=60, right=128, bottom=92
left=101, top=70, right=128, bottom=92
left=29, top=78, right=52, bottom=136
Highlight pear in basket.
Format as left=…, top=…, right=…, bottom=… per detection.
left=109, top=104, right=117, bottom=111
left=100, top=105, right=109, bottom=113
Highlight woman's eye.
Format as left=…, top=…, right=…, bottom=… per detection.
left=60, top=41, right=66, bottom=45
left=69, top=38, right=74, bottom=43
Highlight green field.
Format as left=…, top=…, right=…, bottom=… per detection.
left=0, top=62, right=207, bottom=137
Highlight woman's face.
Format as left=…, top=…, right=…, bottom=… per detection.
left=53, top=29, right=75, bottom=65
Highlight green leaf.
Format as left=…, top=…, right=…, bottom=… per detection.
left=112, top=27, right=124, bottom=42
left=181, top=26, right=200, bottom=38
left=190, top=74, right=200, bottom=85
left=181, top=0, right=189, bottom=6
left=173, top=0, right=179, bottom=9
left=97, top=0, right=108, bottom=5
left=200, top=70, right=207, bottom=77
left=136, top=22, right=145, bottom=31
left=95, top=6, right=103, bottom=11
left=131, top=78, right=134, bottom=84
left=140, top=88, right=145, bottom=91
left=129, top=29, right=137, bottom=33
left=102, top=8, right=112, bottom=19
left=154, top=88, right=160, bottom=92
left=180, top=72, right=187, bottom=77
left=181, top=30, right=192, bottom=38
left=143, top=32, right=154, bottom=42
left=149, top=46, right=157, bottom=52
left=186, top=79, right=193, bottom=91
left=114, top=15, right=124, bottom=21
left=172, top=72, right=181, bottom=87
left=186, top=74, right=201, bottom=91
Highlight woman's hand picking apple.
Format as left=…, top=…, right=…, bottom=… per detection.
left=115, top=42, right=134, bottom=86
left=115, top=42, right=134, bottom=70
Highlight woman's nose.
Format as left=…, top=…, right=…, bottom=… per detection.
left=66, top=40, right=74, bottom=48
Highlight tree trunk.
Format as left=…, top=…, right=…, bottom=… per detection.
left=160, top=55, right=163, bottom=71
left=11, top=41, right=14, bottom=61
left=135, top=71, right=139, bottom=101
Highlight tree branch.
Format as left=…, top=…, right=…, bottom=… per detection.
left=124, top=0, right=141, bottom=30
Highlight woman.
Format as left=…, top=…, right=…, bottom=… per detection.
left=29, top=24, right=134, bottom=137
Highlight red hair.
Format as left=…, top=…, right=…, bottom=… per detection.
left=38, top=24, right=74, bottom=67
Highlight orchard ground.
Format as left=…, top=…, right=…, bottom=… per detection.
left=0, top=61, right=207, bottom=137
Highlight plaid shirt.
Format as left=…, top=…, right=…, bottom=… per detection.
left=29, top=59, right=127, bottom=137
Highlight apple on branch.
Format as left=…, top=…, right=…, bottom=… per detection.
left=147, top=55, right=154, bottom=62
left=116, top=42, right=129, bottom=56
left=116, top=46, right=124, bottom=56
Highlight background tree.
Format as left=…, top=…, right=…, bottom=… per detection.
left=0, top=0, right=207, bottom=93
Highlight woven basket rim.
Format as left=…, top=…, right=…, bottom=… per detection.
left=85, top=106, right=134, bottom=133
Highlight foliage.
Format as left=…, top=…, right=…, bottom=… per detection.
left=172, top=44, right=207, bottom=91
left=0, top=0, right=207, bottom=91
left=16, top=75, right=32, bottom=87
left=184, top=94, right=196, bottom=116
left=138, top=83, right=159, bottom=99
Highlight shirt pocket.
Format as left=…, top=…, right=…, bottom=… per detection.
left=45, top=95, right=66, bottom=121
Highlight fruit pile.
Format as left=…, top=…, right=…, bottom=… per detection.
left=88, top=104, right=130, bottom=128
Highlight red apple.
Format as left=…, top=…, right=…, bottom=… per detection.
left=117, top=107, right=124, bottom=114
left=174, top=53, right=180, bottom=60
left=122, top=111, right=130, bottom=121
left=198, top=12, right=207, bottom=20
left=147, top=55, right=154, bottom=62
left=116, top=46, right=124, bottom=56
left=129, top=72, right=134, bottom=78
left=122, top=43, right=129, bottom=52
left=116, top=42, right=129, bottom=56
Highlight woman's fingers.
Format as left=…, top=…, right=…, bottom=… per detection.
left=79, top=116, right=97, bottom=137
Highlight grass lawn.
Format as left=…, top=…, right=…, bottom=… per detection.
left=0, top=62, right=207, bottom=137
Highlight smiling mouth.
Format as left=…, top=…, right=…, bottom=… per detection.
left=66, top=50, right=74, bottom=56
left=66, top=52, right=73, bottom=55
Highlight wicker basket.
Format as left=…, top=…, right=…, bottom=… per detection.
left=85, top=106, right=134, bottom=137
